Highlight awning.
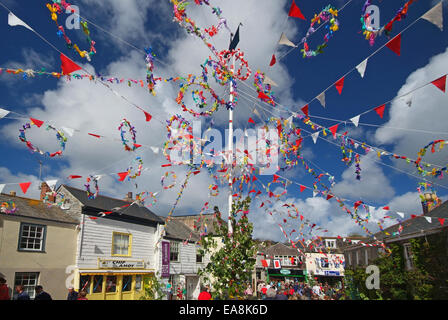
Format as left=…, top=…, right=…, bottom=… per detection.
left=79, top=269, right=155, bottom=275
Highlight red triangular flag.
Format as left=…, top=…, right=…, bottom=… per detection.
left=252, top=176, right=258, bottom=182
left=431, top=75, right=446, bottom=93
left=117, top=172, right=129, bottom=182
left=288, top=0, right=306, bottom=20
left=143, top=110, right=152, bottom=122
left=383, top=206, right=390, bottom=210
left=273, top=174, right=279, bottom=182
left=438, top=218, right=445, bottom=226
left=301, top=104, right=309, bottom=117
left=30, top=118, right=44, bottom=128
left=335, top=77, right=345, bottom=95
left=88, top=133, right=101, bottom=138
left=300, top=185, right=306, bottom=192
left=329, top=124, right=339, bottom=139
left=375, top=104, right=386, bottom=119
left=269, top=54, right=276, bottom=67
left=386, top=34, right=401, bottom=56
left=248, top=117, right=255, bottom=124
left=60, top=53, right=82, bottom=75
left=19, top=182, right=31, bottom=194
left=258, top=92, right=271, bottom=100
left=133, top=143, right=142, bottom=148
left=326, top=194, right=334, bottom=200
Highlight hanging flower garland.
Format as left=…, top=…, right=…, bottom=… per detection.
left=46, top=1, right=96, bottom=61
left=176, top=75, right=225, bottom=117
left=161, top=171, right=177, bottom=189
left=218, top=49, right=252, bottom=82
left=301, top=5, right=339, bottom=58
left=208, top=183, right=219, bottom=196
left=355, top=154, right=362, bottom=180
left=135, top=191, right=158, bottom=207
left=163, top=114, right=198, bottom=164
left=18, top=123, right=67, bottom=157
left=1, top=201, right=18, bottom=214
left=118, top=119, right=137, bottom=152
left=144, top=47, right=157, bottom=96
left=254, top=71, right=276, bottom=106
left=126, top=157, right=143, bottom=179
left=360, top=0, right=416, bottom=46
left=85, top=175, right=99, bottom=200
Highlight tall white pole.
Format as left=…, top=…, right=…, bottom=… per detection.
left=227, top=55, right=235, bottom=235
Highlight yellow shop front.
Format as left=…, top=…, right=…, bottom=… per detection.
left=77, top=259, right=154, bottom=300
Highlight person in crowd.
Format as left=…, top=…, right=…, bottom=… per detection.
left=260, top=283, right=267, bottom=300
left=0, top=277, right=10, bottom=300
left=197, top=285, right=212, bottom=300
left=244, top=283, right=253, bottom=298
left=67, top=286, right=78, bottom=300
left=15, top=285, right=30, bottom=300
left=34, top=285, right=52, bottom=300
left=274, top=288, right=288, bottom=300
left=77, top=290, right=88, bottom=300
left=166, top=281, right=173, bottom=300
left=266, top=285, right=276, bottom=300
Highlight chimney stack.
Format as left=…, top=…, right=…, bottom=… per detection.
left=124, top=192, right=133, bottom=203
left=10, top=191, right=16, bottom=197
left=40, top=182, right=55, bottom=203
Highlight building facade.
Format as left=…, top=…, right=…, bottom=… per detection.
left=0, top=190, right=78, bottom=299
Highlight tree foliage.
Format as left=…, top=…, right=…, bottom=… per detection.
left=198, top=196, right=257, bottom=300
left=139, top=273, right=166, bottom=300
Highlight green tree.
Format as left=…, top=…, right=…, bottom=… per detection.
left=198, top=196, right=257, bottom=300
left=139, top=273, right=166, bottom=300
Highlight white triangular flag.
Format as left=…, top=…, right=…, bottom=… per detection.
left=287, top=116, right=293, bottom=128
left=421, top=1, right=443, bottom=31
left=350, top=115, right=360, bottom=127
left=62, top=127, right=75, bottom=137
left=278, top=32, right=297, bottom=47
left=45, top=179, right=58, bottom=191
left=0, top=108, right=10, bottom=119
left=316, top=92, right=326, bottom=108
left=0, top=184, right=5, bottom=194
left=356, top=59, right=368, bottom=78
left=396, top=212, right=405, bottom=219
left=354, top=143, right=359, bottom=149
left=150, top=147, right=159, bottom=154
left=263, top=75, right=278, bottom=87
left=313, top=190, right=319, bottom=197
left=311, top=132, right=319, bottom=144
left=93, top=175, right=102, bottom=181
left=253, top=108, right=261, bottom=117
left=424, top=217, right=432, bottom=223
left=8, top=12, right=34, bottom=31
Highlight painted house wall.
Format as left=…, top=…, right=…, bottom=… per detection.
left=0, top=214, right=77, bottom=300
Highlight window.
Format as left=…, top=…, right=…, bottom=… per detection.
left=18, top=223, right=46, bottom=252
left=325, top=239, right=336, bottom=249
left=403, top=243, right=414, bottom=270
left=92, top=275, right=103, bottom=293
left=170, top=241, right=179, bottom=262
left=122, top=276, right=132, bottom=292
left=106, top=276, right=117, bottom=293
left=112, top=232, right=132, bottom=256
left=79, top=275, right=91, bottom=294
left=196, top=251, right=203, bottom=263
left=14, top=272, right=39, bottom=299
left=320, top=258, right=329, bottom=268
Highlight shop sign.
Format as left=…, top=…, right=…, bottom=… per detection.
left=162, top=241, right=170, bottom=278
left=99, top=259, right=145, bottom=269
left=280, top=269, right=291, bottom=275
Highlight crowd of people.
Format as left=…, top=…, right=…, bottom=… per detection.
left=256, top=280, right=345, bottom=300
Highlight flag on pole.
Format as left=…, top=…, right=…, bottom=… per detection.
left=229, top=25, right=240, bottom=51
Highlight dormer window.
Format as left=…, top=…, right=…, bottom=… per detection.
left=325, top=239, right=336, bottom=248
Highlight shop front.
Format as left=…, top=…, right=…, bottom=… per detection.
left=266, top=268, right=307, bottom=282
left=77, top=259, right=155, bottom=300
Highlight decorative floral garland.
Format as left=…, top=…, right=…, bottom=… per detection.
left=1, top=201, right=17, bottom=214
left=144, top=47, right=157, bottom=96
left=218, top=49, right=252, bottom=82
left=85, top=175, right=99, bottom=200
left=208, top=183, right=219, bottom=196
left=161, top=171, right=177, bottom=189
left=118, top=119, right=137, bottom=152
left=176, top=76, right=225, bottom=117
left=163, top=114, right=197, bottom=164
left=361, top=0, right=416, bottom=46
left=135, top=191, right=157, bottom=207
left=46, top=1, right=96, bottom=61
left=254, top=71, right=275, bottom=106
left=301, top=5, right=339, bottom=58
left=18, top=123, right=67, bottom=157
left=126, top=157, right=143, bottom=179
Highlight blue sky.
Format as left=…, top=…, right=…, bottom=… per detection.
left=0, top=0, right=447, bottom=241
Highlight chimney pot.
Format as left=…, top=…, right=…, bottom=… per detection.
left=10, top=191, right=16, bottom=197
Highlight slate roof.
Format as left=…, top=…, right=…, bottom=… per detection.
left=260, top=242, right=306, bottom=257
left=60, top=185, right=164, bottom=226
left=0, top=193, right=78, bottom=225
left=165, top=219, right=199, bottom=242
left=376, top=200, right=448, bottom=242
